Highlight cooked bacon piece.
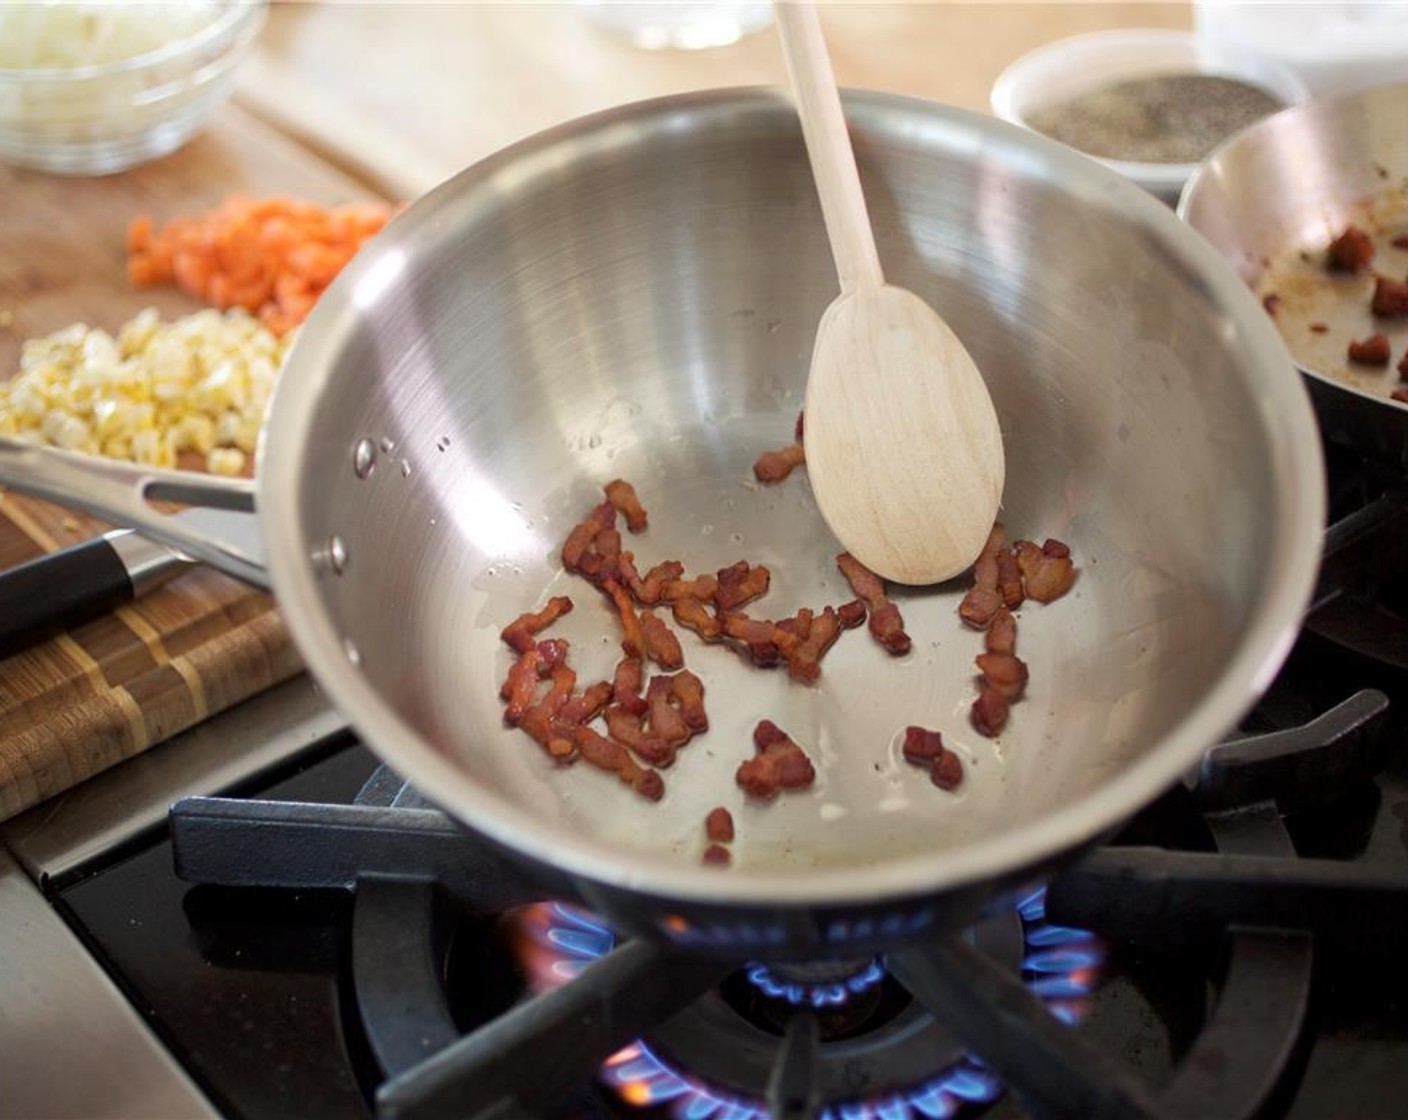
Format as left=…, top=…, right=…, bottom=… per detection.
left=1349, top=332, right=1392, bottom=366
left=705, top=806, right=735, bottom=843
left=670, top=669, right=709, bottom=732
left=902, top=725, right=946, bottom=765
left=1373, top=276, right=1408, bottom=318
left=501, top=596, right=574, bottom=653
left=996, top=547, right=1024, bottom=610
left=619, top=556, right=684, bottom=605
left=869, top=603, right=912, bottom=656
left=646, top=676, right=691, bottom=745
left=604, top=479, right=648, bottom=532
left=753, top=442, right=805, bottom=483
left=736, top=720, right=816, bottom=799
left=971, top=684, right=1010, bottom=738
left=570, top=725, right=664, bottom=800
left=517, top=663, right=577, bottom=752
left=562, top=501, right=616, bottom=573
left=715, top=561, right=771, bottom=611
left=836, top=552, right=912, bottom=655
left=1326, top=226, right=1375, bottom=273
left=931, top=750, right=964, bottom=791
left=900, top=726, right=965, bottom=791
left=577, top=526, right=621, bottom=583
left=958, top=524, right=1007, bottom=629
left=702, top=844, right=732, bottom=866
left=837, top=599, right=866, bottom=629
left=977, top=651, right=1029, bottom=702
left=1041, top=538, right=1070, bottom=559
left=534, top=638, right=571, bottom=671
left=671, top=595, right=724, bottom=642
left=660, top=573, right=718, bottom=603
left=836, top=550, right=884, bottom=601
left=639, top=610, right=684, bottom=670
left=985, top=607, right=1017, bottom=656
left=775, top=607, right=812, bottom=639
left=558, top=679, right=613, bottom=725
left=500, top=647, right=542, bottom=725
left=1014, top=539, right=1077, bottom=603
left=602, top=578, right=645, bottom=658
left=605, top=706, right=676, bottom=767
left=786, top=606, right=843, bottom=683
left=1262, top=293, right=1281, bottom=316
left=721, top=611, right=795, bottom=667
left=612, top=656, right=648, bottom=717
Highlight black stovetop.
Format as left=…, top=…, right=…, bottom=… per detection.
left=45, top=442, right=1408, bottom=1120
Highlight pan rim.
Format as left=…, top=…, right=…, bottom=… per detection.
left=260, top=87, right=1325, bottom=909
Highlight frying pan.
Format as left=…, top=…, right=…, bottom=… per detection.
left=1179, top=82, right=1408, bottom=466
left=0, top=90, right=1324, bottom=957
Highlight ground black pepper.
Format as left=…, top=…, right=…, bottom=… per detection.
left=1024, top=73, right=1284, bottom=164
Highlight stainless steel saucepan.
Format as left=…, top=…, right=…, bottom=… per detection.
left=0, top=90, right=1324, bottom=957
left=1179, top=82, right=1408, bottom=466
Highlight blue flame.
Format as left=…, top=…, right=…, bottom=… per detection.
left=745, top=959, right=886, bottom=1008
left=523, top=886, right=1101, bottom=1119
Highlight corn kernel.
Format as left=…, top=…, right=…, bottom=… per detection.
left=206, top=447, right=247, bottom=476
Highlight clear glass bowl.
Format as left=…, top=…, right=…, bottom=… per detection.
left=0, top=1, right=266, bottom=176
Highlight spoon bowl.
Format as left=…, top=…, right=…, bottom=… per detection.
left=776, top=1, right=1005, bottom=584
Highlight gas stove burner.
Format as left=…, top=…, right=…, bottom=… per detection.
left=744, top=958, right=885, bottom=1008
left=511, top=887, right=1101, bottom=1119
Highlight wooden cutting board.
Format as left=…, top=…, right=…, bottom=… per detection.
left=0, top=105, right=394, bottom=823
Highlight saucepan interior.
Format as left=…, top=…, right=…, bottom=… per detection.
left=258, top=89, right=1322, bottom=908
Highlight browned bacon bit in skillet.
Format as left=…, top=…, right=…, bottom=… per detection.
left=721, top=611, right=791, bottom=668
left=753, top=442, right=805, bottom=484
left=996, top=545, right=1025, bottom=610
left=837, top=599, right=866, bottom=629
left=1372, top=276, right=1408, bottom=319
left=706, top=806, right=735, bottom=843
left=1261, top=293, right=1281, bottom=316
left=736, top=720, right=816, bottom=800
left=604, top=478, right=649, bottom=532
left=604, top=705, right=674, bottom=768
left=985, top=607, right=1017, bottom=656
left=715, top=560, right=771, bottom=611
left=646, top=675, right=692, bottom=745
left=836, top=552, right=912, bottom=655
left=612, top=656, right=648, bottom=717
left=1326, top=226, right=1375, bottom=273
left=786, top=606, right=843, bottom=684
left=602, top=578, right=645, bottom=658
left=500, top=646, right=544, bottom=725
left=639, top=610, right=684, bottom=670
left=957, top=525, right=1006, bottom=629
left=1348, top=332, right=1392, bottom=366
left=976, top=651, right=1029, bottom=702
left=501, top=596, right=573, bottom=653
left=661, top=573, right=719, bottom=603
left=671, top=595, right=724, bottom=642
left=619, top=556, right=683, bottom=605
left=562, top=501, right=616, bottom=576
left=971, top=684, right=1010, bottom=738
left=670, top=669, right=709, bottom=733
left=900, top=726, right=965, bottom=792
left=1014, top=538, right=1078, bottom=604
left=558, top=679, right=613, bottom=726
left=702, top=844, right=732, bottom=866
left=571, top=725, right=664, bottom=801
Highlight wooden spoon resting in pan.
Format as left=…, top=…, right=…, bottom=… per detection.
left=774, top=2, right=1004, bottom=585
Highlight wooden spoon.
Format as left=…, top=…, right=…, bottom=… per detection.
left=774, top=2, right=1004, bottom=585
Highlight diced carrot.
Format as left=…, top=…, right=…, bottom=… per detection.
left=126, top=194, right=399, bottom=335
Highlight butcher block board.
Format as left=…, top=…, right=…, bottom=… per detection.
left=0, top=105, right=395, bottom=823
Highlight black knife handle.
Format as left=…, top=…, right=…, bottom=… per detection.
left=0, top=536, right=134, bottom=657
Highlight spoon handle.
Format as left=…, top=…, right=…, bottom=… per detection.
left=774, top=1, right=884, bottom=295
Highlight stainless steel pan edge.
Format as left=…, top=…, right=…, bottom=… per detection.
left=255, top=89, right=1325, bottom=919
